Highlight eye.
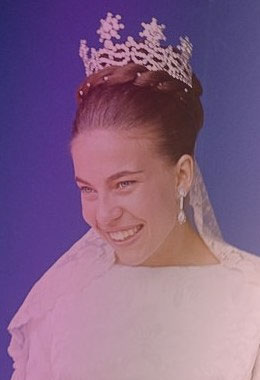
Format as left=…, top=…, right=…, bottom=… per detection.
left=80, top=186, right=95, bottom=194
left=78, top=181, right=136, bottom=194
left=117, top=180, right=136, bottom=189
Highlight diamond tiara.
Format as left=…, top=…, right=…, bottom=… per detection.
left=79, top=12, right=193, bottom=88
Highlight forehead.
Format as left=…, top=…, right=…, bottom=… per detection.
left=71, top=129, right=158, bottom=169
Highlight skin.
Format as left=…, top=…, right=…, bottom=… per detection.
left=70, top=128, right=220, bottom=267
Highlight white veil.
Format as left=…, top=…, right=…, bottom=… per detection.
left=187, top=159, right=259, bottom=277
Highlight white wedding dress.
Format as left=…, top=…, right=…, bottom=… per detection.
left=7, top=226, right=260, bottom=380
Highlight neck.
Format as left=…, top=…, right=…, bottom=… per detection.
left=138, top=221, right=220, bottom=267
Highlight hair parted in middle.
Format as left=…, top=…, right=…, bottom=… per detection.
left=71, top=60, right=204, bottom=166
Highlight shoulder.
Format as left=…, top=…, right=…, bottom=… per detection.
left=217, top=239, right=260, bottom=288
left=238, top=248, right=260, bottom=285
left=8, top=227, right=115, bottom=332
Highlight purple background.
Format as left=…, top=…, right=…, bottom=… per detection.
left=1, top=1, right=260, bottom=377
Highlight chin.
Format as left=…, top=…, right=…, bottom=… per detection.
left=115, top=250, right=153, bottom=266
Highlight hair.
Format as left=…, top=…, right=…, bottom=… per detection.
left=71, top=61, right=204, bottom=166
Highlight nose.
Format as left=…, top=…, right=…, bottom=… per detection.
left=95, top=194, right=123, bottom=229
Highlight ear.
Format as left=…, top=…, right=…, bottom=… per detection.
left=175, top=154, right=194, bottom=194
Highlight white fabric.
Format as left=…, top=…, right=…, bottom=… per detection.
left=48, top=261, right=260, bottom=380
left=7, top=164, right=260, bottom=379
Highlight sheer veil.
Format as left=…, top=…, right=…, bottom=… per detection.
left=187, top=159, right=259, bottom=278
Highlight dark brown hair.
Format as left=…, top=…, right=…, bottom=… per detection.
left=71, top=62, right=204, bottom=166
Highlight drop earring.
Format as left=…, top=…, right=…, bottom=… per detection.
left=177, top=188, right=187, bottom=225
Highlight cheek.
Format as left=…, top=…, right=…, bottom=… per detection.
left=144, top=185, right=176, bottom=213
left=80, top=196, right=95, bottom=225
left=151, top=191, right=178, bottom=231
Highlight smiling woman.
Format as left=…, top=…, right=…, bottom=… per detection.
left=7, top=11, right=260, bottom=380
left=70, top=128, right=215, bottom=267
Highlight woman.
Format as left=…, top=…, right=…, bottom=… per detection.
left=7, top=12, right=260, bottom=380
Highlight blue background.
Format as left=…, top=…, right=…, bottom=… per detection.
left=1, top=0, right=260, bottom=377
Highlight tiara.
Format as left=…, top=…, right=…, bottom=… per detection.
left=79, top=12, right=193, bottom=88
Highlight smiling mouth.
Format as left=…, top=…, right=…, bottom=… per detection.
left=107, top=224, right=143, bottom=242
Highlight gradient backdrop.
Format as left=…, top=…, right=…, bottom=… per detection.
left=1, top=0, right=260, bottom=377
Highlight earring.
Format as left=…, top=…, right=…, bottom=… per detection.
left=177, top=188, right=187, bottom=225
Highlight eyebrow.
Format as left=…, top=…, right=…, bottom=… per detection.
left=75, top=170, right=144, bottom=186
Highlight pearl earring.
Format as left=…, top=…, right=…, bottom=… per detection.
left=177, top=188, right=187, bottom=225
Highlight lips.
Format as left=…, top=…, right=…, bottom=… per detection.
left=107, top=224, right=144, bottom=243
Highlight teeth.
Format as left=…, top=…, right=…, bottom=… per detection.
left=108, top=225, right=142, bottom=241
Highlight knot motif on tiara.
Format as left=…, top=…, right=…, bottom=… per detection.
left=79, top=12, right=193, bottom=88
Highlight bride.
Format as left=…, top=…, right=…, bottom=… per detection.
left=7, top=12, right=260, bottom=380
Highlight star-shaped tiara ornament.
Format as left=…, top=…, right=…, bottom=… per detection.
left=97, top=12, right=124, bottom=47
left=79, top=12, right=193, bottom=88
left=139, top=18, right=166, bottom=46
